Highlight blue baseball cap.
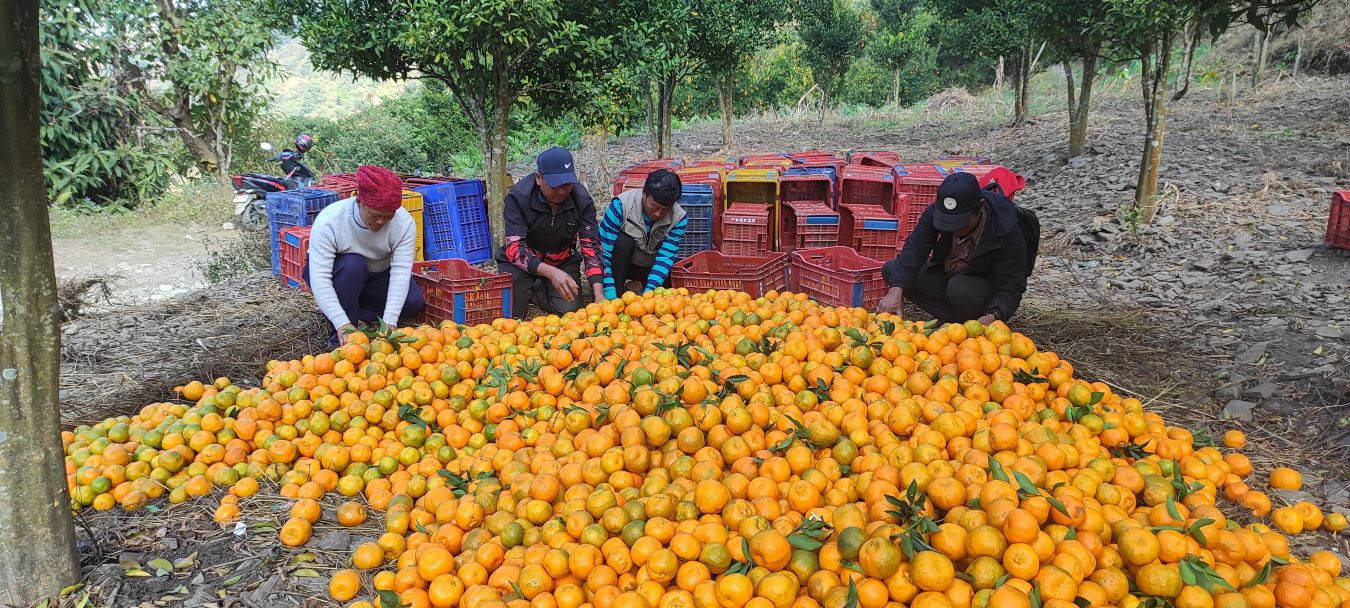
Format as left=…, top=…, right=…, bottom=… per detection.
left=537, top=147, right=579, bottom=187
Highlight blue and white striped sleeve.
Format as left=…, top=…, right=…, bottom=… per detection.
left=644, top=214, right=686, bottom=293
left=598, top=199, right=623, bottom=300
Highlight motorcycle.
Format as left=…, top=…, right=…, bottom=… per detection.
left=232, top=138, right=317, bottom=231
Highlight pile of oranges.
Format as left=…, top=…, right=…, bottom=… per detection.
left=62, top=289, right=1348, bottom=608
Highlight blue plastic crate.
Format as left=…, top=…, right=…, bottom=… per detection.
left=266, top=188, right=339, bottom=275
left=676, top=184, right=715, bottom=260
left=783, top=166, right=838, bottom=182
left=419, top=179, right=491, bottom=263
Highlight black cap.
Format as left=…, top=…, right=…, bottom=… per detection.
left=537, top=147, right=578, bottom=187
left=932, top=172, right=984, bottom=232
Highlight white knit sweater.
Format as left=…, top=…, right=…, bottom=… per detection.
left=306, top=197, right=417, bottom=328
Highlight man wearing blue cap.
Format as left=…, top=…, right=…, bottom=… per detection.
left=879, top=172, right=1038, bottom=324
left=497, top=146, right=605, bottom=318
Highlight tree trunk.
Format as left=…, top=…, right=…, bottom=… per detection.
left=659, top=74, right=675, bottom=159
left=0, top=0, right=83, bottom=602
left=1252, top=28, right=1263, bottom=87
left=995, top=56, right=1004, bottom=92
left=818, top=86, right=829, bottom=125
left=1135, top=38, right=1174, bottom=223
left=1069, top=54, right=1097, bottom=157
left=483, top=82, right=513, bottom=250
left=1293, top=30, right=1303, bottom=77
left=716, top=69, right=734, bottom=151
left=1064, top=61, right=1078, bottom=154
left=892, top=68, right=901, bottom=108
left=1011, top=43, right=1030, bottom=124
left=645, top=80, right=658, bottom=158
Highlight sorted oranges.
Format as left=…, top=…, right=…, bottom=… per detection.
left=57, top=288, right=1347, bottom=608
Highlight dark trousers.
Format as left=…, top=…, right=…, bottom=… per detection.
left=305, top=253, right=426, bottom=339
left=608, top=232, right=654, bottom=295
left=498, top=254, right=585, bottom=319
left=888, top=262, right=993, bottom=323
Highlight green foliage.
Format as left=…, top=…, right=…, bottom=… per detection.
left=796, top=0, right=866, bottom=107
left=38, top=0, right=182, bottom=208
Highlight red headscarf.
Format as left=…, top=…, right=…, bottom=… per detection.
left=356, top=165, right=402, bottom=212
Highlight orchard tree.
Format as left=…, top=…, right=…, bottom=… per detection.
left=688, top=0, right=789, bottom=148
left=928, top=0, right=1045, bottom=124
left=1, top=0, right=83, bottom=603
left=796, top=0, right=865, bottom=123
left=1094, top=0, right=1318, bottom=222
left=119, top=0, right=277, bottom=179
left=1031, top=0, right=1108, bottom=156
left=868, top=0, right=938, bottom=108
left=276, top=0, right=614, bottom=245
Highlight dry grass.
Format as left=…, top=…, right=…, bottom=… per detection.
left=59, top=272, right=329, bottom=427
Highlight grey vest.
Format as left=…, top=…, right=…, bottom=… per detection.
left=615, top=189, right=685, bottom=267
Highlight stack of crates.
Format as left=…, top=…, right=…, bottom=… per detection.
left=894, top=164, right=1026, bottom=237
left=417, top=178, right=492, bottom=263
left=722, top=169, right=780, bottom=253
left=278, top=226, right=311, bottom=292
left=266, top=188, right=340, bottom=275
left=402, top=190, right=425, bottom=261
left=840, top=204, right=900, bottom=261
left=840, top=166, right=898, bottom=214
left=675, top=168, right=725, bottom=244
left=780, top=202, right=839, bottom=255
left=689, top=158, right=737, bottom=170
left=741, top=158, right=793, bottom=172
left=676, top=184, right=716, bottom=260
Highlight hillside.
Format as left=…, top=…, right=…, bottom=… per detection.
left=267, top=38, right=412, bottom=120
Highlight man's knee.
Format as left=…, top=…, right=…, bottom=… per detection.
left=946, top=275, right=994, bottom=319
left=332, top=253, right=367, bottom=277
left=548, top=293, right=585, bottom=315
left=402, top=283, right=427, bottom=319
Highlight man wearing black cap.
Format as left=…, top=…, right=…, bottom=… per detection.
left=879, top=172, right=1035, bottom=324
left=497, top=146, right=606, bottom=318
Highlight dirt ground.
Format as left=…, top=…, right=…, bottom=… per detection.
left=53, top=223, right=245, bottom=305
left=50, top=76, right=1350, bottom=607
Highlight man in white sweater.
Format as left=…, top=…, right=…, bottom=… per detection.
left=303, top=164, right=424, bottom=345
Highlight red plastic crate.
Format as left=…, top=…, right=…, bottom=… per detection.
left=412, top=259, right=512, bottom=326
left=719, top=204, right=772, bottom=257
left=670, top=250, right=790, bottom=298
left=611, top=174, right=647, bottom=196
left=847, top=150, right=901, bottom=167
left=893, top=164, right=946, bottom=178
left=839, top=204, right=900, bottom=261
left=741, top=159, right=794, bottom=172
left=739, top=153, right=790, bottom=165
left=1328, top=190, right=1350, bottom=250
left=279, top=226, right=311, bottom=292
left=780, top=202, right=839, bottom=254
left=841, top=166, right=898, bottom=213
left=780, top=172, right=834, bottom=207
left=791, top=247, right=888, bottom=309
left=895, top=175, right=944, bottom=234
left=316, top=174, right=358, bottom=199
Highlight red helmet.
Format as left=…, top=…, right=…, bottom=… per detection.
left=294, top=134, right=314, bottom=153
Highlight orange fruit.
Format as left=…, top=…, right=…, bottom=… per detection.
left=329, top=568, right=362, bottom=601
left=279, top=517, right=312, bottom=547
left=910, top=551, right=955, bottom=592
left=1269, top=467, right=1303, bottom=490
left=338, top=501, right=368, bottom=527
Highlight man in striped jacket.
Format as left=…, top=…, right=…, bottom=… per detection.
left=598, top=170, right=687, bottom=299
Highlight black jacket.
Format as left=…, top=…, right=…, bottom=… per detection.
left=499, top=176, right=604, bottom=286
left=883, top=190, right=1030, bottom=320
